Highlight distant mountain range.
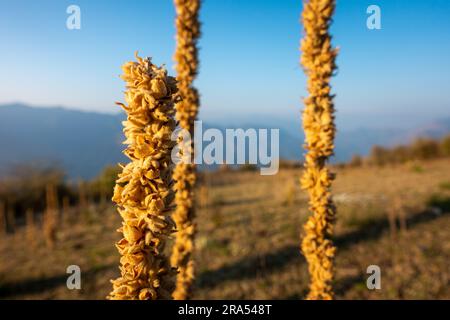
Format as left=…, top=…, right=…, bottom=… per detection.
left=0, top=103, right=449, bottom=179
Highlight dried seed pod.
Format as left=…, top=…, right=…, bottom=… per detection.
left=108, top=53, right=178, bottom=300
left=170, top=0, right=201, bottom=300
left=299, top=0, right=338, bottom=300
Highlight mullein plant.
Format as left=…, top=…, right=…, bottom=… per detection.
left=299, top=0, right=338, bottom=300
left=108, top=53, right=179, bottom=300
left=170, top=0, right=201, bottom=300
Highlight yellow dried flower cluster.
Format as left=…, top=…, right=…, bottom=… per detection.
left=173, top=0, right=201, bottom=131
left=171, top=0, right=201, bottom=300
left=299, top=0, right=338, bottom=300
left=108, top=53, right=179, bottom=300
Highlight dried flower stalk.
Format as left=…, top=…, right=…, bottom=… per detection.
left=26, top=208, right=36, bottom=248
left=299, top=0, right=338, bottom=300
left=108, top=53, right=179, bottom=300
left=44, top=184, right=58, bottom=248
left=171, top=0, right=201, bottom=300
left=0, top=201, right=6, bottom=236
left=78, top=180, right=89, bottom=222
left=7, top=205, right=15, bottom=233
left=62, top=196, right=70, bottom=227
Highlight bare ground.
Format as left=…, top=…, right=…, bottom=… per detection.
left=0, top=159, right=449, bottom=299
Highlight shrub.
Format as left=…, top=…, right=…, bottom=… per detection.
left=88, top=165, right=121, bottom=203
left=369, top=145, right=389, bottom=166
left=411, top=138, right=439, bottom=160
left=363, top=134, right=449, bottom=167
left=439, top=134, right=450, bottom=156
left=349, top=155, right=363, bottom=167
left=239, top=163, right=258, bottom=172
left=279, top=159, right=303, bottom=169
left=0, top=165, right=67, bottom=225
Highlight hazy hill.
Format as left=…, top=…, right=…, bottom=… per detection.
left=0, top=103, right=448, bottom=178
left=0, top=103, right=126, bottom=179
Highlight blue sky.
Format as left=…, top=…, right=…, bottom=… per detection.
left=1, top=0, right=449, bottom=126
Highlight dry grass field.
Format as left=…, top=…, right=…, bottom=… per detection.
left=0, top=159, right=449, bottom=299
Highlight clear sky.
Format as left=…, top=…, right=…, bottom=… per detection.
left=1, top=0, right=449, bottom=125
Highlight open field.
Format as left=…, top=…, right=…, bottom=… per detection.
left=0, top=159, right=449, bottom=299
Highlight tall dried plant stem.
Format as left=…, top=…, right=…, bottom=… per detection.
left=44, top=184, right=58, bottom=248
left=78, top=181, right=89, bottom=222
left=108, top=54, right=179, bottom=300
left=7, top=205, right=15, bottom=233
left=299, top=0, right=338, bottom=300
left=0, top=201, right=6, bottom=236
left=171, top=0, right=201, bottom=300
left=62, top=196, right=70, bottom=227
left=26, top=208, right=36, bottom=248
